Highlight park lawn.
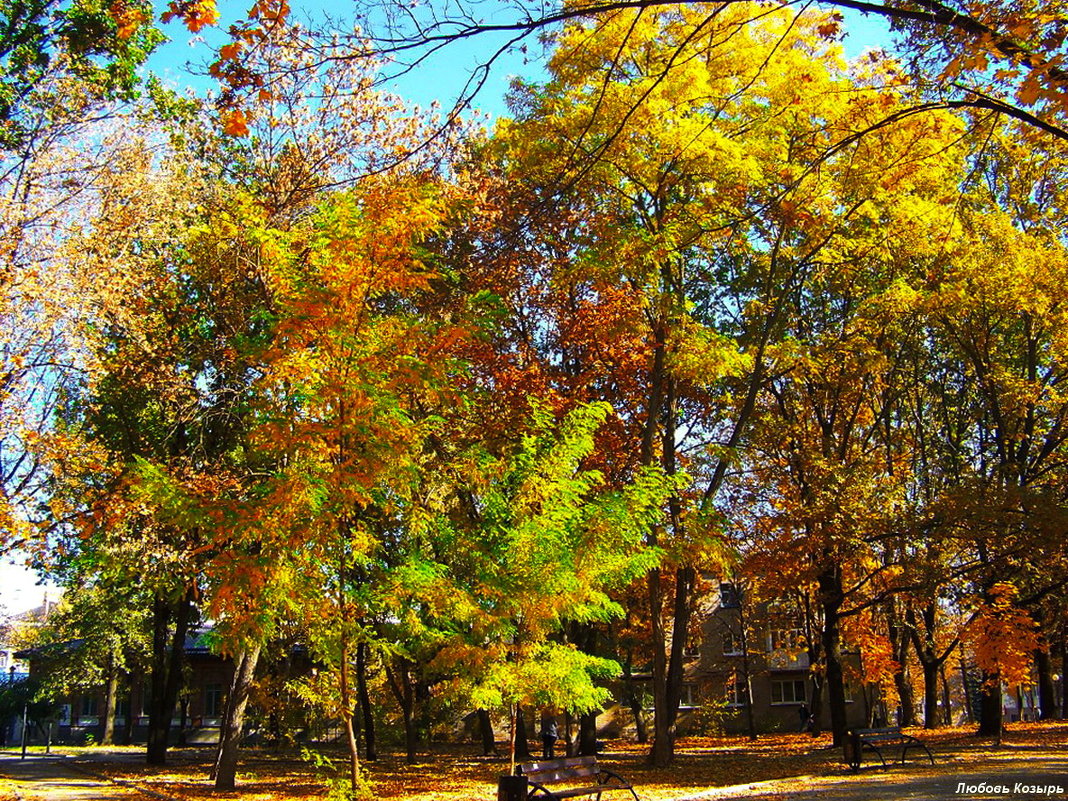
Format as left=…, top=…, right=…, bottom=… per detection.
left=73, top=721, right=1068, bottom=801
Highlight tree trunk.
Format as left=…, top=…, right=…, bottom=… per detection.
left=356, top=642, right=376, bottom=760
left=808, top=675, right=824, bottom=736
left=735, top=604, right=758, bottom=741
left=649, top=566, right=695, bottom=766
left=894, top=668, right=916, bottom=727
left=625, top=685, right=647, bottom=744
left=386, top=659, right=418, bottom=764
left=577, top=711, right=597, bottom=756
left=121, top=676, right=136, bottom=746
left=514, top=707, right=532, bottom=760
left=819, top=565, right=847, bottom=746
left=655, top=374, right=695, bottom=765
left=803, top=595, right=825, bottom=737
left=620, top=658, right=647, bottom=744
left=923, top=661, right=940, bottom=729
left=1059, top=633, right=1068, bottom=719
left=339, top=632, right=360, bottom=796
left=978, top=672, right=1003, bottom=739
left=887, top=600, right=915, bottom=727
left=1035, top=646, right=1056, bottom=720
left=177, top=697, right=188, bottom=747
left=508, top=704, right=518, bottom=773
left=477, top=709, right=496, bottom=756
left=1064, top=676, right=1068, bottom=720
left=101, top=658, right=119, bottom=746
left=959, top=642, right=973, bottom=724
left=416, top=680, right=433, bottom=755
left=146, top=588, right=193, bottom=766
left=648, top=567, right=672, bottom=765
left=908, top=601, right=954, bottom=730
left=341, top=695, right=360, bottom=794
left=146, top=597, right=169, bottom=763
left=402, top=702, right=417, bottom=764
left=940, top=664, right=953, bottom=725
left=213, top=643, right=261, bottom=791
left=644, top=320, right=675, bottom=769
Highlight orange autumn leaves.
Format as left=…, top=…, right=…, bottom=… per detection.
left=158, top=0, right=293, bottom=137
left=161, top=0, right=220, bottom=31
left=222, top=108, right=249, bottom=136
left=966, top=583, right=1041, bottom=689
left=109, top=1, right=152, bottom=39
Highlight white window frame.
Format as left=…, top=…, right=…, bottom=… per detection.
left=771, top=678, right=807, bottom=705
left=768, top=626, right=805, bottom=652
left=679, top=683, right=699, bottom=709
left=722, top=629, right=744, bottom=656
left=725, top=677, right=748, bottom=708
left=204, top=683, right=224, bottom=718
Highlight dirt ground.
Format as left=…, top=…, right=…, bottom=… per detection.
left=0, top=721, right=1064, bottom=800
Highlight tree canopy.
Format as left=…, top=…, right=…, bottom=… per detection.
left=1, top=0, right=1066, bottom=792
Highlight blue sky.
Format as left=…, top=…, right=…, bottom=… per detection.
left=144, top=1, right=899, bottom=118
left=144, top=0, right=539, bottom=118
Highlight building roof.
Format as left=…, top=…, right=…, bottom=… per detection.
left=15, top=628, right=220, bottom=662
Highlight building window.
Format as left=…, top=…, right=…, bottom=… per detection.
left=81, top=695, right=98, bottom=717
left=679, top=684, right=699, bottom=709
left=725, top=677, right=748, bottom=707
left=722, top=629, right=743, bottom=655
left=769, top=627, right=805, bottom=652
left=719, top=582, right=741, bottom=609
left=683, top=636, right=701, bottom=658
left=771, top=679, right=807, bottom=705
left=767, top=599, right=805, bottom=652
left=205, top=684, right=224, bottom=718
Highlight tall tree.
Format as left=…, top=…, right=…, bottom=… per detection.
left=486, top=1, right=971, bottom=757
left=919, top=140, right=1068, bottom=734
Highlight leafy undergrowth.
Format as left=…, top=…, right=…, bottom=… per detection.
left=73, top=721, right=1068, bottom=801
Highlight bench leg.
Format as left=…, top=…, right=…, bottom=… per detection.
left=862, top=744, right=887, bottom=768
left=901, top=743, right=935, bottom=766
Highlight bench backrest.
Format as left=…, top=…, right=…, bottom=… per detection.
left=519, top=755, right=599, bottom=786
left=855, top=727, right=903, bottom=741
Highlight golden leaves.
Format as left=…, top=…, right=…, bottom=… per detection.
left=667, top=319, right=751, bottom=390
left=161, top=0, right=220, bottom=33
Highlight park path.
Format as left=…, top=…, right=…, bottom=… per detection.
left=671, top=750, right=1068, bottom=801
left=0, top=753, right=158, bottom=801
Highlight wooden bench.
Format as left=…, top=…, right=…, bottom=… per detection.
left=844, top=726, right=934, bottom=771
left=517, top=755, right=639, bottom=800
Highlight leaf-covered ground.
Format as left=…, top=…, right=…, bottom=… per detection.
left=24, top=721, right=1068, bottom=800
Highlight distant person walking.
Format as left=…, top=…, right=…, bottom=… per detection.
left=540, top=712, right=558, bottom=759
left=798, top=703, right=811, bottom=732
